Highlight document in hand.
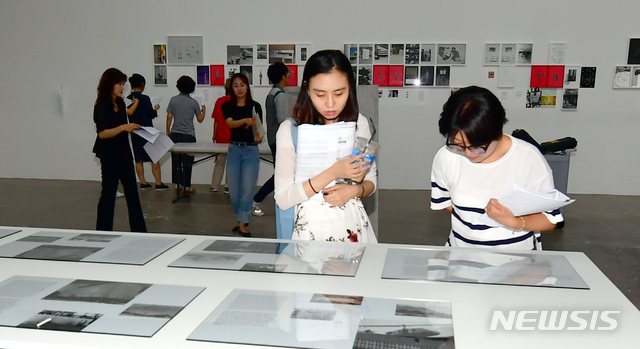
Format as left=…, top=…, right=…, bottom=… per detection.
left=150, top=96, right=162, bottom=108
left=294, top=121, right=357, bottom=200
left=191, top=94, right=205, bottom=109
left=142, top=131, right=174, bottom=163
left=252, top=113, right=266, bottom=139
left=133, top=126, right=160, bottom=143
left=477, top=184, right=575, bottom=227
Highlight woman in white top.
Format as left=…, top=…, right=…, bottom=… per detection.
left=430, top=86, right=563, bottom=250
left=274, top=50, right=377, bottom=243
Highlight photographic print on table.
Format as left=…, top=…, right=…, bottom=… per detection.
left=547, top=66, right=565, bottom=88
left=564, top=66, right=581, bottom=88
left=627, top=38, right=640, bottom=64
left=254, top=44, right=268, bottom=65
left=516, top=43, right=533, bottom=65
left=530, top=65, right=549, bottom=88
left=500, top=43, right=517, bottom=65
left=153, top=44, right=166, bottom=64
left=404, top=66, right=419, bottom=86
left=580, top=67, right=597, bottom=88
left=210, top=65, right=225, bottom=86
left=344, top=44, right=358, bottom=64
left=436, top=44, right=466, bottom=65
left=374, top=44, right=389, bottom=64
left=484, top=43, right=500, bottom=66
left=631, top=66, right=640, bottom=88
left=389, top=44, right=405, bottom=64
left=405, top=44, right=420, bottom=64
left=359, top=44, right=373, bottom=65
left=154, top=65, right=167, bottom=85
left=268, top=44, right=295, bottom=64
left=435, top=66, right=451, bottom=87
left=226, top=45, right=253, bottom=65
left=167, top=36, right=203, bottom=65
left=373, top=65, right=389, bottom=86
left=285, top=65, right=298, bottom=86
left=196, top=65, right=210, bottom=85
left=388, top=65, right=404, bottom=87
left=613, top=65, right=632, bottom=88
left=240, top=66, right=253, bottom=85
left=358, top=66, right=373, bottom=85
left=296, top=44, right=311, bottom=65
left=562, top=89, right=579, bottom=110
left=420, top=44, right=436, bottom=64
left=420, top=66, right=435, bottom=86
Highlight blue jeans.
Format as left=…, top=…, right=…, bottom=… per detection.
left=226, top=143, right=259, bottom=224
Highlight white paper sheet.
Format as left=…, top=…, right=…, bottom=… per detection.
left=191, top=94, right=205, bottom=108
left=476, top=184, right=575, bottom=227
left=143, top=133, right=174, bottom=163
left=150, top=96, right=162, bottom=108
left=253, top=113, right=266, bottom=139
left=133, top=126, right=160, bottom=143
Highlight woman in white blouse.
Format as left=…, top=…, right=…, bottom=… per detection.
left=274, top=50, right=377, bottom=243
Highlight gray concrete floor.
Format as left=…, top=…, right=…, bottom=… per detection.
left=0, top=178, right=637, bottom=309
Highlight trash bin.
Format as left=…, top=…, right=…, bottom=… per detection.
left=543, top=149, right=576, bottom=228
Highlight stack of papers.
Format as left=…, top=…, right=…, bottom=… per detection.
left=476, top=184, right=575, bottom=227
left=133, top=127, right=174, bottom=163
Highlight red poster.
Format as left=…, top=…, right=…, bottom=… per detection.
left=373, top=65, right=389, bottom=86
left=547, top=65, right=565, bottom=88
left=210, top=65, right=225, bottom=86
left=530, top=65, right=548, bottom=88
left=286, top=65, right=298, bottom=86
left=388, top=65, right=404, bottom=87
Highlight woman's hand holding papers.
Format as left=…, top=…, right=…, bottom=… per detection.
left=485, top=198, right=519, bottom=230
left=330, top=153, right=370, bottom=182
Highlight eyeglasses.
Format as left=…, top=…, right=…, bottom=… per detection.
left=446, top=141, right=491, bottom=155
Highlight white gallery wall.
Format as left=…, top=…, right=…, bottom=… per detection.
left=0, top=0, right=639, bottom=195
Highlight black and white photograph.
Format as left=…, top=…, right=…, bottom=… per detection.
left=253, top=66, right=268, bottom=86
left=354, top=318, right=454, bottom=349
left=632, top=66, right=640, bottom=87
left=120, top=303, right=183, bottom=319
left=613, top=65, right=632, bottom=88
left=526, top=87, right=543, bottom=108
left=500, top=43, right=516, bottom=65
left=436, top=44, right=465, bottom=65
left=18, top=310, right=102, bottom=332
left=390, top=44, right=404, bottom=64
left=240, top=65, right=253, bottom=84
left=311, top=293, right=363, bottom=306
left=562, top=89, right=579, bottom=110
left=44, top=279, right=151, bottom=305
left=627, top=38, right=640, bottom=64
left=345, top=44, right=358, bottom=64
left=564, top=66, right=580, bottom=87
left=405, top=44, right=420, bottom=64
left=154, top=65, right=167, bottom=85
left=180, top=252, right=242, bottom=265
left=580, top=67, right=597, bottom=88
left=359, top=44, right=373, bottom=65
left=167, top=36, right=203, bottom=65
left=203, top=240, right=285, bottom=254
left=374, top=44, right=389, bottom=64
left=484, top=43, right=500, bottom=65
left=240, top=262, right=287, bottom=273
left=255, top=44, right=268, bottom=64
left=226, top=65, right=239, bottom=80
left=290, top=308, right=336, bottom=321
left=69, top=233, right=120, bottom=243
left=404, top=66, right=419, bottom=86
left=17, top=235, right=61, bottom=243
left=268, top=44, right=295, bottom=64
left=435, top=66, right=451, bottom=87
left=388, top=89, right=399, bottom=98
left=358, top=66, right=373, bottom=85
left=296, top=44, right=311, bottom=64
left=419, top=66, right=435, bottom=86
left=516, top=43, right=533, bottom=65
left=15, top=245, right=103, bottom=262
left=420, top=44, right=435, bottom=64
left=226, top=45, right=253, bottom=65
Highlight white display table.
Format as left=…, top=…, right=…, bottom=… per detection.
left=0, top=226, right=637, bottom=348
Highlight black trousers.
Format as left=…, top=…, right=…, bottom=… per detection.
left=170, top=133, right=196, bottom=187
left=253, top=142, right=276, bottom=203
left=96, top=153, right=147, bottom=232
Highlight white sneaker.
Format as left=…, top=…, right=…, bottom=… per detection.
left=116, top=190, right=124, bottom=198
left=252, top=201, right=265, bottom=216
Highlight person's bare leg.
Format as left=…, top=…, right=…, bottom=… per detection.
left=135, top=161, right=148, bottom=184
left=152, top=162, right=162, bottom=185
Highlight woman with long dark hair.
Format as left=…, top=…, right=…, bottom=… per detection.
left=274, top=50, right=377, bottom=243
left=92, top=68, right=146, bottom=232
left=223, top=73, right=263, bottom=237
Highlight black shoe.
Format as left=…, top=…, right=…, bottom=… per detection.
left=155, top=183, right=170, bottom=191
left=224, top=187, right=229, bottom=194
left=140, top=183, right=152, bottom=190
left=239, top=230, right=251, bottom=238
left=231, top=223, right=249, bottom=232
